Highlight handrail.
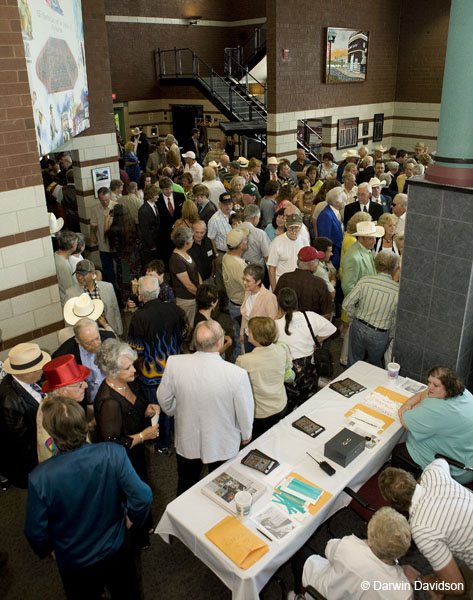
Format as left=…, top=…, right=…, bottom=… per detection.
left=235, top=26, right=266, bottom=67
left=225, top=54, right=267, bottom=109
left=156, top=47, right=267, bottom=122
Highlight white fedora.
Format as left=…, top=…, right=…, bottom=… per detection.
left=353, top=221, right=385, bottom=238
left=372, top=144, right=387, bottom=153
left=368, top=177, right=387, bottom=188
left=48, top=213, right=64, bottom=234
left=342, top=149, right=360, bottom=159
left=237, top=156, right=249, bottom=167
left=63, top=293, right=104, bottom=326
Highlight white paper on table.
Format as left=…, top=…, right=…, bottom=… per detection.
left=397, top=377, right=427, bottom=395
left=251, top=502, right=299, bottom=542
left=363, top=392, right=401, bottom=420
left=347, top=409, right=384, bottom=433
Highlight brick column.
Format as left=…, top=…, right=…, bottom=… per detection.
left=0, top=0, right=63, bottom=358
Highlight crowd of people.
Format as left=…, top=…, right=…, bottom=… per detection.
left=1, top=132, right=472, bottom=600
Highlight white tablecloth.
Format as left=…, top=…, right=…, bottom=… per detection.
left=155, top=361, right=411, bottom=600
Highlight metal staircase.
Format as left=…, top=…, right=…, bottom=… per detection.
left=224, top=26, right=266, bottom=78
left=155, top=47, right=267, bottom=125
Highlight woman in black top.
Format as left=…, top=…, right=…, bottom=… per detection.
left=169, top=226, right=202, bottom=327
left=94, top=339, right=159, bottom=550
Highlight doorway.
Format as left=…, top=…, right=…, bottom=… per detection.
left=171, top=105, right=203, bottom=146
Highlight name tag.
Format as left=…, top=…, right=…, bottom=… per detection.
left=207, top=250, right=213, bottom=257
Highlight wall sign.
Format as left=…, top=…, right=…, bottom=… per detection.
left=337, top=118, right=359, bottom=150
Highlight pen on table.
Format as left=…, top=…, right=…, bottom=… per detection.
left=256, top=528, right=272, bottom=542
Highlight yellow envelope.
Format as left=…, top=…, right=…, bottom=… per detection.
left=205, top=516, right=269, bottom=569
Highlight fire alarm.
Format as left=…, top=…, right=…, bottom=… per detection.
left=282, top=49, right=289, bottom=59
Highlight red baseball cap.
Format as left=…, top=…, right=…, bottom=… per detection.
left=298, top=246, right=325, bottom=262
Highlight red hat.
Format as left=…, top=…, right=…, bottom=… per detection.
left=41, top=354, right=90, bottom=393
left=298, top=246, right=325, bottom=262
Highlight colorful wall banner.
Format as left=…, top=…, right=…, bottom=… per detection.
left=18, top=0, right=90, bottom=156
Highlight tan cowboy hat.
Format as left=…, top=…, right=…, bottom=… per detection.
left=63, top=293, right=104, bottom=326
left=353, top=221, right=385, bottom=238
left=267, top=156, right=278, bottom=165
left=342, top=149, right=360, bottom=159
left=3, top=343, right=51, bottom=375
left=48, top=213, right=64, bottom=234
left=372, top=144, right=387, bottom=153
left=130, top=127, right=141, bottom=136
left=368, top=177, right=387, bottom=188
left=208, top=160, right=219, bottom=168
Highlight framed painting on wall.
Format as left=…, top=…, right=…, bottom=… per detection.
left=373, top=113, right=385, bottom=142
left=337, top=118, right=359, bottom=150
left=325, top=28, right=369, bottom=83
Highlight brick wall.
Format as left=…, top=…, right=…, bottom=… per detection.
left=267, top=0, right=401, bottom=114
left=267, top=0, right=450, bottom=115
left=106, top=22, right=263, bottom=102
left=78, top=0, right=116, bottom=137
left=395, top=0, right=450, bottom=103
left=0, top=0, right=43, bottom=193
left=104, top=0, right=266, bottom=21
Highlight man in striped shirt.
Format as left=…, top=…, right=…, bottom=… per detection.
left=343, top=252, right=399, bottom=368
left=379, top=459, right=473, bottom=596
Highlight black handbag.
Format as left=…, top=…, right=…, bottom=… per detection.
left=302, top=311, right=334, bottom=378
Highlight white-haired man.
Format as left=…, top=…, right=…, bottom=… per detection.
left=343, top=252, right=399, bottom=368
left=316, top=187, right=346, bottom=270
left=128, top=276, right=187, bottom=456
left=392, top=193, right=408, bottom=234
left=344, top=181, right=383, bottom=226
left=158, top=320, right=254, bottom=494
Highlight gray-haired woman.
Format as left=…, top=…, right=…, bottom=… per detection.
left=169, top=226, right=202, bottom=326
left=94, top=338, right=159, bottom=550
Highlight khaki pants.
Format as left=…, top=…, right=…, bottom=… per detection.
left=176, top=297, right=197, bottom=329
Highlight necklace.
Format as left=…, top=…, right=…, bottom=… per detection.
left=107, top=380, right=127, bottom=391
left=383, top=235, right=393, bottom=243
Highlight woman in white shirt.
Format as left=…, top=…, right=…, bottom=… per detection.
left=236, top=317, right=291, bottom=440
left=275, top=288, right=336, bottom=410
left=289, top=507, right=413, bottom=600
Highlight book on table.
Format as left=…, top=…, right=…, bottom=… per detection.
left=201, top=467, right=266, bottom=515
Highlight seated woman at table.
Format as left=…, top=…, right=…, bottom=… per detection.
left=239, top=264, right=278, bottom=353
left=275, top=288, right=336, bottom=411
left=394, top=366, right=473, bottom=484
left=289, top=507, right=413, bottom=600
left=236, top=317, right=291, bottom=440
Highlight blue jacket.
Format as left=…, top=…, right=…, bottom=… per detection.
left=317, top=205, right=344, bottom=269
left=25, top=442, right=152, bottom=570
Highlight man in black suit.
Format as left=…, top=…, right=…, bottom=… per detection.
left=138, top=183, right=160, bottom=268
left=0, top=343, right=51, bottom=487
left=182, top=128, right=204, bottom=163
left=194, top=183, right=216, bottom=225
left=156, top=176, right=185, bottom=266
left=52, top=318, right=114, bottom=405
left=344, top=181, right=383, bottom=227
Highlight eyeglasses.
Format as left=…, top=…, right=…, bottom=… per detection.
left=67, top=380, right=87, bottom=388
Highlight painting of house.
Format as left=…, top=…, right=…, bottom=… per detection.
left=325, top=28, right=369, bottom=83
